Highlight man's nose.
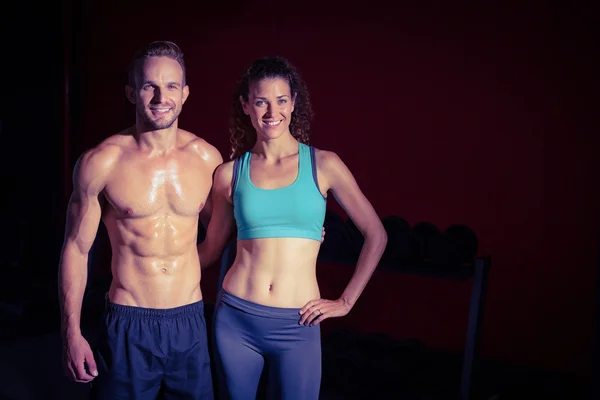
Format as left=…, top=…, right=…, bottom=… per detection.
left=152, top=88, right=166, bottom=103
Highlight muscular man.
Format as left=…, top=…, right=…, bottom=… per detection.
left=58, top=41, right=222, bottom=400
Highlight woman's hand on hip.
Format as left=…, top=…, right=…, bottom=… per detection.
left=298, top=298, right=351, bottom=326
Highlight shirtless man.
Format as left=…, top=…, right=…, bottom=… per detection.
left=58, top=41, right=222, bottom=400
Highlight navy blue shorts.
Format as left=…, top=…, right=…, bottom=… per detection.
left=213, top=290, right=321, bottom=400
left=90, top=299, right=213, bottom=400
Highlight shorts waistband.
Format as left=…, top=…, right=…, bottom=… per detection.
left=105, top=296, right=204, bottom=318
left=220, top=290, right=302, bottom=321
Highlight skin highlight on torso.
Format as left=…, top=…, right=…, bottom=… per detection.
left=100, top=130, right=215, bottom=308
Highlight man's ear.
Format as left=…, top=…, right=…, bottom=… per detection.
left=182, top=85, right=190, bottom=105
left=125, top=85, right=136, bottom=104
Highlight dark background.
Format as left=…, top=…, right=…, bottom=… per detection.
left=1, top=0, right=597, bottom=398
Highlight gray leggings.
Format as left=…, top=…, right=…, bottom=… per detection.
left=213, top=290, right=321, bottom=400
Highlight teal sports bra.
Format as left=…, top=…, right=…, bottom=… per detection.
left=232, top=143, right=327, bottom=242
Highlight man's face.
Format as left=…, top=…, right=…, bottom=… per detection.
left=127, top=56, right=189, bottom=130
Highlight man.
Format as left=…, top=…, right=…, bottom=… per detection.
left=59, top=41, right=222, bottom=400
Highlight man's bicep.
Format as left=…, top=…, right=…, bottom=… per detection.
left=206, top=165, right=235, bottom=243
left=64, top=151, right=107, bottom=255
left=64, top=189, right=103, bottom=255
left=199, top=194, right=213, bottom=230
left=199, top=153, right=224, bottom=229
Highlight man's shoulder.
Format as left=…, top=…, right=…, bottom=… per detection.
left=74, top=137, right=125, bottom=184
left=82, top=138, right=124, bottom=164
left=179, top=129, right=223, bottom=166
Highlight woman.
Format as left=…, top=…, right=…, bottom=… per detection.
left=199, top=56, right=387, bottom=399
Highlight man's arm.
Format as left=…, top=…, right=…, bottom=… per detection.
left=58, top=146, right=117, bottom=381
left=194, top=138, right=223, bottom=231
left=199, top=194, right=213, bottom=231
left=198, top=161, right=236, bottom=269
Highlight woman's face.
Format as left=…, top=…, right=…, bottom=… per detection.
left=241, top=77, right=296, bottom=141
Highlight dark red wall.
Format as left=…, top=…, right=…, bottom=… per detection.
left=70, top=1, right=597, bottom=376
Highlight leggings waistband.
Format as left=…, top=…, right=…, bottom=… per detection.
left=219, top=290, right=302, bottom=321
left=105, top=297, right=205, bottom=318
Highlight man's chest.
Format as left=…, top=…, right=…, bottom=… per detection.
left=103, top=156, right=213, bottom=218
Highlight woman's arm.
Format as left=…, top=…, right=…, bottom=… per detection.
left=299, top=150, right=387, bottom=326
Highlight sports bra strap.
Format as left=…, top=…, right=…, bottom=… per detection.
left=309, top=146, right=321, bottom=194
left=232, top=157, right=241, bottom=193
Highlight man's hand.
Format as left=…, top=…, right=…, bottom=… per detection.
left=62, top=333, right=98, bottom=383
left=321, top=227, right=326, bottom=243
left=298, top=298, right=351, bottom=326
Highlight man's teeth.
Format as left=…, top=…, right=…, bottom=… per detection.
left=154, top=108, right=170, bottom=112
left=264, top=120, right=281, bottom=126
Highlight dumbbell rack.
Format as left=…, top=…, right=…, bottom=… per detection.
left=318, top=254, right=492, bottom=400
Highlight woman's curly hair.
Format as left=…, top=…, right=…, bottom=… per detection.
left=229, top=56, right=314, bottom=160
